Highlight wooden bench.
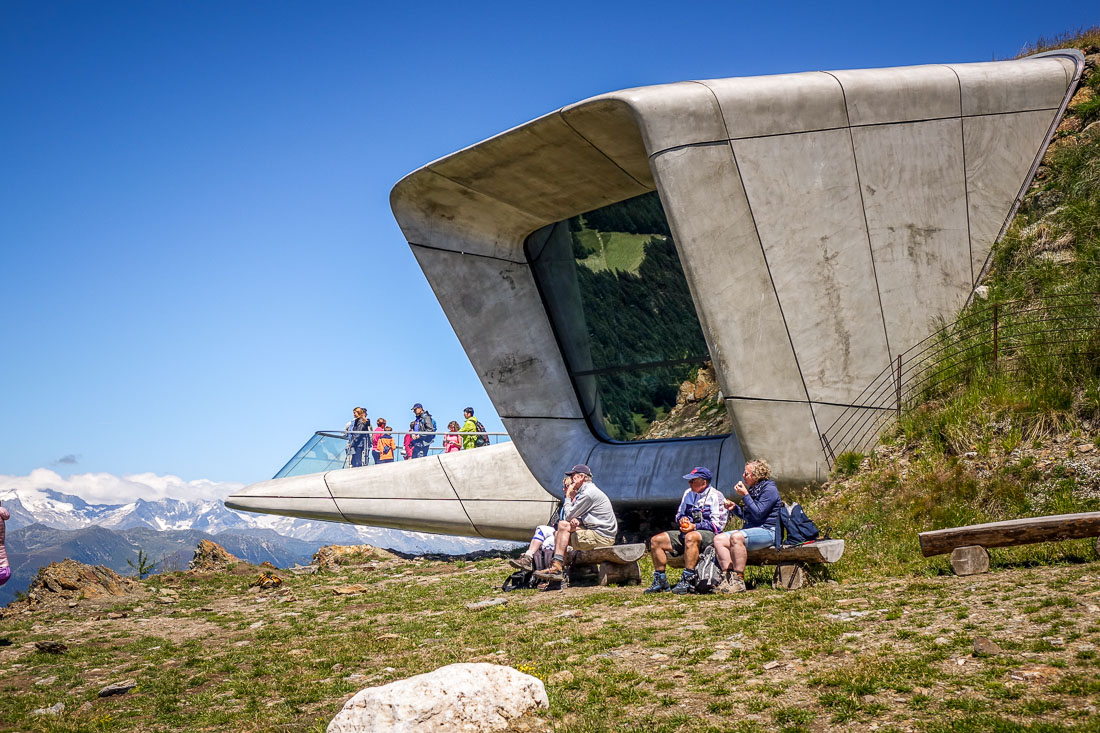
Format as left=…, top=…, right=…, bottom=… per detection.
left=665, top=539, right=846, bottom=590
left=568, top=544, right=645, bottom=586
left=918, top=511, right=1100, bottom=576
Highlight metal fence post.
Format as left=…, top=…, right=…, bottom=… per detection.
left=895, top=354, right=903, bottom=418
left=992, top=303, right=999, bottom=370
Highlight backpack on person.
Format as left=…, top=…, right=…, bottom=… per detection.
left=774, top=502, right=821, bottom=549
left=473, top=420, right=489, bottom=448
left=692, top=545, right=724, bottom=593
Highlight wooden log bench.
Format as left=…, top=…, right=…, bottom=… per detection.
left=667, top=539, right=846, bottom=590
left=918, top=511, right=1100, bottom=576
left=567, top=544, right=645, bottom=586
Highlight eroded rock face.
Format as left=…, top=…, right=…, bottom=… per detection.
left=187, top=540, right=240, bottom=572
left=10, top=560, right=141, bottom=612
left=313, top=544, right=396, bottom=572
left=327, top=663, right=548, bottom=732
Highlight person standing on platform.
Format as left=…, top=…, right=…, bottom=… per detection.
left=410, top=403, right=436, bottom=459
left=0, top=499, right=11, bottom=588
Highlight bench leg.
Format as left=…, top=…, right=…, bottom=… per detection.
left=598, top=561, right=641, bottom=586
left=773, top=562, right=810, bottom=590
left=950, top=545, right=989, bottom=576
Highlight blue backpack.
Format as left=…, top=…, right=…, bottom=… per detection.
left=774, top=502, right=821, bottom=549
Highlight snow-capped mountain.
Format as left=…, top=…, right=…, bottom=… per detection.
left=0, top=487, right=517, bottom=556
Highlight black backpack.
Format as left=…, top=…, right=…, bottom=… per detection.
left=501, top=569, right=540, bottom=592
left=473, top=420, right=489, bottom=447
left=692, top=545, right=724, bottom=593
left=774, top=502, right=821, bottom=549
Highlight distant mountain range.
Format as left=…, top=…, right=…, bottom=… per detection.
left=0, top=489, right=517, bottom=606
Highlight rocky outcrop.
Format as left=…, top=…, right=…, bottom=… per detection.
left=327, top=663, right=548, bottom=732
left=187, top=539, right=240, bottom=572
left=3, top=560, right=142, bottom=616
left=642, top=363, right=732, bottom=440
left=313, top=544, right=397, bottom=572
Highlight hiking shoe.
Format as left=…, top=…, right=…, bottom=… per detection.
left=643, top=573, right=671, bottom=594
left=509, top=554, right=534, bottom=572
left=671, top=572, right=697, bottom=595
left=533, top=564, right=565, bottom=582
left=728, top=574, right=747, bottom=593
left=714, top=573, right=733, bottom=594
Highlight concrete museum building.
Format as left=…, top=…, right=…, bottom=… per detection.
left=226, top=50, right=1084, bottom=540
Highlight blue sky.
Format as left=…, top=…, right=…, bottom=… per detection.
left=0, top=2, right=1094, bottom=488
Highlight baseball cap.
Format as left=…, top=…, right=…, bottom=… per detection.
left=682, top=466, right=713, bottom=481
left=464, top=406, right=474, bottom=414
left=565, top=464, right=592, bottom=476
left=411, top=403, right=423, bottom=410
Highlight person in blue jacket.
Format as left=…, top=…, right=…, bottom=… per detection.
left=713, top=459, right=780, bottom=593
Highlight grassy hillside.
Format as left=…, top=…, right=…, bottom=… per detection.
left=2, top=552, right=1099, bottom=732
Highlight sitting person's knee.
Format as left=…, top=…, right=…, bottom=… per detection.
left=731, top=531, right=746, bottom=546
left=557, top=520, right=572, bottom=531
left=685, top=531, right=701, bottom=545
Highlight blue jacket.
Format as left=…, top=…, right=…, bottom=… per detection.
left=731, top=478, right=780, bottom=530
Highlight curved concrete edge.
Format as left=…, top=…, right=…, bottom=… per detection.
left=226, top=442, right=560, bottom=541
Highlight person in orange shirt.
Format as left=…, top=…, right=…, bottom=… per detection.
left=377, top=426, right=397, bottom=463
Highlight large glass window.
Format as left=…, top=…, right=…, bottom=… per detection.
left=526, top=191, right=732, bottom=441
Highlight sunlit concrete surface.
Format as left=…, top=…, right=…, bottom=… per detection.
left=229, top=52, right=1083, bottom=541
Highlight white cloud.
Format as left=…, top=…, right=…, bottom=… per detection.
left=0, top=468, right=244, bottom=505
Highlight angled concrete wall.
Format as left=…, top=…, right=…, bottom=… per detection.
left=230, top=52, right=1083, bottom=543
left=390, top=52, right=1082, bottom=499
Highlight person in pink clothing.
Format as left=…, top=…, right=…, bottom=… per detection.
left=443, top=421, right=462, bottom=453
left=370, top=418, right=387, bottom=465
left=404, top=422, right=416, bottom=460
left=0, top=500, right=11, bottom=587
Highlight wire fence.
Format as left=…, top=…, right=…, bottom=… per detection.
left=820, top=292, right=1100, bottom=467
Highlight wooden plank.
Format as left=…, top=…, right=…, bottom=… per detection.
left=749, top=539, right=845, bottom=565
left=917, top=512, right=1100, bottom=557
left=666, top=539, right=844, bottom=567
left=572, top=543, right=646, bottom=566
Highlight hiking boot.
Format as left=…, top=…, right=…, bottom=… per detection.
left=728, top=573, right=747, bottom=593
left=533, top=563, right=565, bottom=582
left=643, top=572, right=671, bottom=594
left=714, top=572, right=733, bottom=594
left=509, top=554, right=534, bottom=572
left=671, top=571, right=697, bottom=595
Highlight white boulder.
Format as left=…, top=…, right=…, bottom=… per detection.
left=327, top=662, right=548, bottom=732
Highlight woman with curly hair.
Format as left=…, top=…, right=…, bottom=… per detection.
left=712, top=459, right=780, bottom=594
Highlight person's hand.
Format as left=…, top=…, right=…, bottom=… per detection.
left=734, top=481, right=749, bottom=497
left=569, top=518, right=581, bottom=531
left=723, top=498, right=735, bottom=510
left=679, top=518, right=695, bottom=533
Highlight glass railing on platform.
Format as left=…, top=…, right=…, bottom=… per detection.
left=273, top=430, right=511, bottom=479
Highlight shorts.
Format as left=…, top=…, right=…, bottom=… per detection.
left=664, top=529, right=715, bottom=556
left=0, top=566, right=10, bottom=587
left=572, top=529, right=615, bottom=550
left=722, top=526, right=775, bottom=552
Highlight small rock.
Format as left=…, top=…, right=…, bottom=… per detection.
left=31, top=702, right=64, bottom=717
left=35, top=641, right=67, bottom=654
left=249, top=621, right=264, bottom=630
left=345, top=673, right=367, bottom=682
left=558, top=609, right=582, bottom=618
left=709, top=649, right=730, bottom=661
left=933, top=636, right=951, bottom=646
left=78, top=701, right=94, bottom=713
left=964, top=452, right=978, bottom=458
left=1077, top=444, right=1094, bottom=453
left=332, top=663, right=344, bottom=672
left=973, top=636, right=1002, bottom=656
left=98, top=679, right=137, bottom=697
left=1043, top=637, right=1065, bottom=647
left=106, top=612, right=126, bottom=620
left=331, top=585, right=370, bottom=596
left=67, top=602, right=78, bottom=608
left=328, top=663, right=547, bottom=732
left=650, top=653, right=669, bottom=661
left=35, top=675, right=58, bottom=687
left=763, top=660, right=782, bottom=670
left=861, top=694, right=877, bottom=704
left=466, top=598, right=508, bottom=611
left=548, top=670, right=574, bottom=684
